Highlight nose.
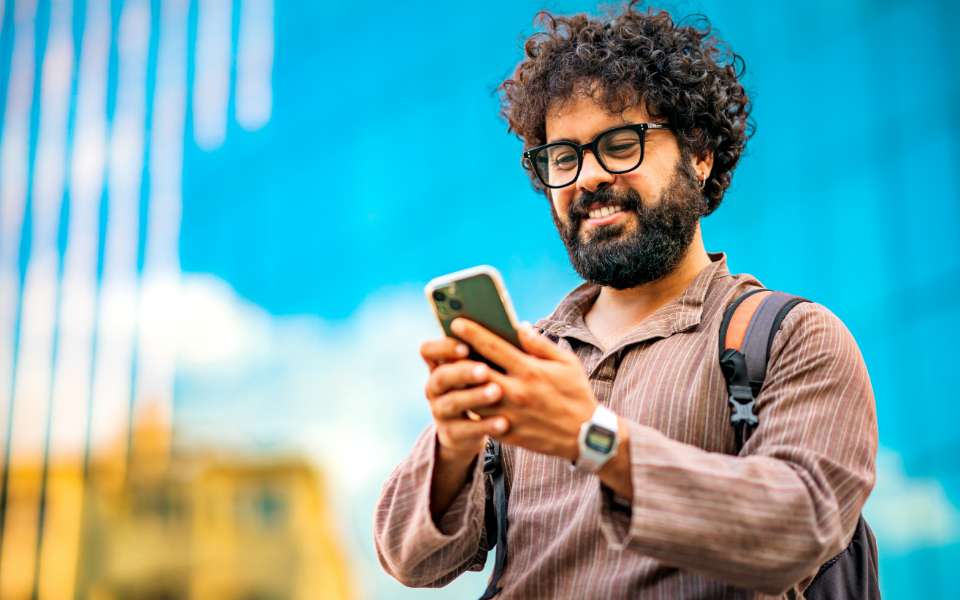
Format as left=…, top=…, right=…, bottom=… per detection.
left=576, top=149, right=615, bottom=194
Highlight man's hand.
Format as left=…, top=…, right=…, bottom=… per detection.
left=420, top=336, right=510, bottom=521
left=450, top=318, right=598, bottom=462
left=420, top=337, right=509, bottom=462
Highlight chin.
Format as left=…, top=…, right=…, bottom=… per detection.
left=581, top=221, right=633, bottom=245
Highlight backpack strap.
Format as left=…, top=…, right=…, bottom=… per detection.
left=479, top=438, right=508, bottom=600
left=719, top=289, right=809, bottom=451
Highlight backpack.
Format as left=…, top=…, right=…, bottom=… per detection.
left=479, top=288, right=880, bottom=599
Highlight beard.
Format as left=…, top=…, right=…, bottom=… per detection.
left=551, top=160, right=707, bottom=290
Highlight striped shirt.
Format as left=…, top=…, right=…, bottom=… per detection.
left=374, top=253, right=877, bottom=599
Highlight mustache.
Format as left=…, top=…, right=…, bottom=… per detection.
left=568, top=187, right=642, bottom=221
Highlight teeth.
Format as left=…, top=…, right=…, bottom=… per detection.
left=588, top=205, right=622, bottom=219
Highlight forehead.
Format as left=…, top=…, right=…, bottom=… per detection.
left=544, top=94, right=653, bottom=143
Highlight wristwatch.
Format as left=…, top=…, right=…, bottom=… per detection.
left=574, top=405, right=620, bottom=472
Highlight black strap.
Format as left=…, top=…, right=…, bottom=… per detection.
left=717, top=288, right=767, bottom=357
left=719, top=290, right=809, bottom=451
left=744, top=294, right=808, bottom=395
left=479, top=439, right=508, bottom=600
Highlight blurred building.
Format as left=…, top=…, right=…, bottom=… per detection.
left=3, top=409, right=354, bottom=600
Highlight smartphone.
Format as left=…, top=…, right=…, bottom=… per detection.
left=425, top=265, right=522, bottom=372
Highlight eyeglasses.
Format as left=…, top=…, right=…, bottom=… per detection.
left=521, top=123, right=671, bottom=189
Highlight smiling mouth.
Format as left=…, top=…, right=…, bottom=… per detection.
left=587, top=204, right=623, bottom=219
left=582, top=203, right=632, bottom=229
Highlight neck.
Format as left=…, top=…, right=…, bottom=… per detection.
left=586, top=225, right=712, bottom=334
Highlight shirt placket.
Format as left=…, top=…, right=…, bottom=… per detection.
left=574, top=344, right=619, bottom=407
left=594, top=354, right=620, bottom=405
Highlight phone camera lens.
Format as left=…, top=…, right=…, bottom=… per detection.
left=449, top=299, right=463, bottom=310
left=432, top=290, right=446, bottom=302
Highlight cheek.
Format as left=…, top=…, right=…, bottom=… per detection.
left=620, top=170, right=665, bottom=203
left=551, top=189, right=575, bottom=219
left=621, top=170, right=654, bottom=191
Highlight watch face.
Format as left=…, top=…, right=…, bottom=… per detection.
left=585, top=425, right=615, bottom=454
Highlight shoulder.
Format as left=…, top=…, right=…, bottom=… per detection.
left=768, top=299, right=868, bottom=381
left=777, top=300, right=855, bottom=347
left=754, top=299, right=877, bottom=467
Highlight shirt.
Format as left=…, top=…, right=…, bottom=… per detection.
left=373, top=253, right=878, bottom=599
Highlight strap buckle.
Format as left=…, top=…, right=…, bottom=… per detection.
left=728, top=384, right=758, bottom=427
left=483, top=441, right=502, bottom=476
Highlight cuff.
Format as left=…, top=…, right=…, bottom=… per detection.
left=596, top=419, right=663, bottom=551
left=598, top=483, right=633, bottom=546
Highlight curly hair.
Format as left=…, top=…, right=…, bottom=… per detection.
left=499, top=2, right=752, bottom=215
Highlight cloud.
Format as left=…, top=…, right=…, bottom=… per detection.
left=863, top=450, right=959, bottom=552
left=172, top=274, right=437, bottom=495
left=169, top=274, right=491, bottom=598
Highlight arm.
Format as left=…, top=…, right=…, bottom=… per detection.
left=374, top=336, right=509, bottom=587
left=594, top=303, right=877, bottom=594
left=374, top=425, right=491, bottom=587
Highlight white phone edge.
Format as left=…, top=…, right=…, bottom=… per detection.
left=424, top=264, right=521, bottom=332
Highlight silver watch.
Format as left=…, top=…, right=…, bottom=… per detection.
left=574, top=405, right=620, bottom=473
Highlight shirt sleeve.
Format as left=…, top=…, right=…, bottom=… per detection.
left=597, top=302, right=878, bottom=595
left=373, top=424, right=492, bottom=588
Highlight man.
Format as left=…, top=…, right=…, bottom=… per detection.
left=374, top=4, right=877, bottom=598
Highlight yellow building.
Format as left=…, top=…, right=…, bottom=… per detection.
left=79, top=451, right=354, bottom=600
left=1, top=410, right=354, bottom=600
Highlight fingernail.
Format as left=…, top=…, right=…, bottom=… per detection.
left=484, top=383, right=499, bottom=399
left=451, top=319, right=464, bottom=334
left=473, top=364, right=487, bottom=380
left=455, top=344, right=469, bottom=357
left=494, top=418, right=508, bottom=433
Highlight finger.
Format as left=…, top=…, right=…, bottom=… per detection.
left=432, top=383, right=503, bottom=419
left=516, top=323, right=569, bottom=362
left=420, top=338, right=470, bottom=369
left=451, top=318, right=530, bottom=375
left=443, top=415, right=510, bottom=441
left=426, top=361, right=491, bottom=398
left=485, top=370, right=527, bottom=406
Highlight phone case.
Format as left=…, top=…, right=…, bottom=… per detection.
left=425, top=266, right=521, bottom=369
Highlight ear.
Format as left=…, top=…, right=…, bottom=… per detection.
left=692, top=149, right=714, bottom=184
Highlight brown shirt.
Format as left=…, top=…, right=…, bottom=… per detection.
left=374, top=254, right=877, bottom=599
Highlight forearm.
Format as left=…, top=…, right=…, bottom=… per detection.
left=430, top=442, right=481, bottom=523
left=596, top=420, right=872, bottom=594
left=374, top=426, right=490, bottom=588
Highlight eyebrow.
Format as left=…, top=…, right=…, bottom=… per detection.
left=545, top=120, right=633, bottom=145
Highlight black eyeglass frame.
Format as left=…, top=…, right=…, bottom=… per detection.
left=521, top=122, right=671, bottom=189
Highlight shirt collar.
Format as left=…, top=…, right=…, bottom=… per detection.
left=535, top=253, right=731, bottom=349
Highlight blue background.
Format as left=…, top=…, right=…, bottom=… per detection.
left=2, top=0, right=958, bottom=598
